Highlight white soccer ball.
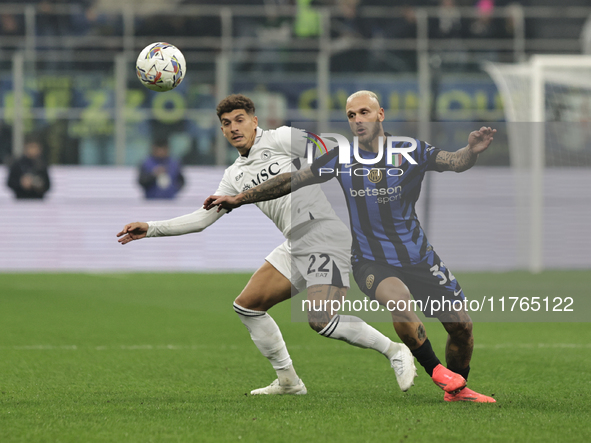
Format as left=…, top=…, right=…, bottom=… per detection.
left=136, top=42, right=186, bottom=92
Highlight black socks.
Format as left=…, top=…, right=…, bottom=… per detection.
left=449, top=364, right=470, bottom=381
left=410, top=338, right=441, bottom=377
left=411, top=338, right=471, bottom=380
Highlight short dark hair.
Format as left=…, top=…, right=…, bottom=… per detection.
left=216, top=94, right=255, bottom=121
left=24, top=133, right=42, bottom=146
left=153, top=137, right=169, bottom=148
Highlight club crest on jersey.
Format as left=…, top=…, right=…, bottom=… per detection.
left=368, top=169, right=383, bottom=183
left=366, top=274, right=375, bottom=290
left=261, top=149, right=272, bottom=160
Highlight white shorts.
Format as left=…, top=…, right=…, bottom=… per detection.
left=266, top=219, right=352, bottom=293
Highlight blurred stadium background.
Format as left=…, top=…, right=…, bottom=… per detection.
left=1, top=0, right=590, bottom=274
left=1, top=3, right=590, bottom=442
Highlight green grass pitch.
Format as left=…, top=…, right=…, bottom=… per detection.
left=1, top=271, right=590, bottom=442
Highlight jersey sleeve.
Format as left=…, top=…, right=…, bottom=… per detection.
left=274, top=126, right=304, bottom=158
left=213, top=168, right=238, bottom=196
left=146, top=207, right=227, bottom=237
left=414, top=139, right=441, bottom=172
left=309, top=147, right=340, bottom=183
left=146, top=172, right=234, bottom=237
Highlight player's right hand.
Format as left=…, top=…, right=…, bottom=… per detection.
left=117, top=222, right=149, bottom=245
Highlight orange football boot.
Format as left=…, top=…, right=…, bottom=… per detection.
left=431, top=364, right=467, bottom=393
left=444, top=387, right=496, bottom=403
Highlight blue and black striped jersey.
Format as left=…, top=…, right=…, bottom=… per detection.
left=310, top=137, right=441, bottom=267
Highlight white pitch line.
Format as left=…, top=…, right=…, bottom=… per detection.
left=5, top=345, right=78, bottom=350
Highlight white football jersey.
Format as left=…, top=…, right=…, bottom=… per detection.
left=216, top=126, right=342, bottom=238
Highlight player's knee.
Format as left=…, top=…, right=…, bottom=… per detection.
left=463, top=320, right=473, bottom=338
left=234, top=295, right=253, bottom=311
left=447, top=320, right=473, bottom=340
left=375, top=277, right=412, bottom=306
left=400, top=285, right=412, bottom=300
left=234, top=293, right=271, bottom=311
left=234, top=294, right=270, bottom=313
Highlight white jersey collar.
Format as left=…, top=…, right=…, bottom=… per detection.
left=254, top=126, right=263, bottom=145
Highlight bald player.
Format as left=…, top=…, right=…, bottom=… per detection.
left=205, top=91, right=497, bottom=402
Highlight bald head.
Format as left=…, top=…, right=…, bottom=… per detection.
left=345, top=90, right=385, bottom=148
left=345, top=90, right=384, bottom=122
left=346, top=90, right=381, bottom=108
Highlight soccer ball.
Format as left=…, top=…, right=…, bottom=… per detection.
left=136, top=42, right=186, bottom=92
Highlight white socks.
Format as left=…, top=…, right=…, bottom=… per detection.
left=319, top=314, right=394, bottom=358
left=233, top=303, right=396, bottom=387
left=233, top=302, right=299, bottom=386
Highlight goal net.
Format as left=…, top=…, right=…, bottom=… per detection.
left=484, top=56, right=591, bottom=272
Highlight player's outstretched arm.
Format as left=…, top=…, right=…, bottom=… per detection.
left=117, top=222, right=149, bottom=245
left=204, top=168, right=318, bottom=212
left=435, top=126, right=496, bottom=172
left=117, top=207, right=227, bottom=243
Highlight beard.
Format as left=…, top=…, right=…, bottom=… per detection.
left=357, top=121, right=382, bottom=149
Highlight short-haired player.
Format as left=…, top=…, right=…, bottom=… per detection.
left=118, top=94, right=417, bottom=395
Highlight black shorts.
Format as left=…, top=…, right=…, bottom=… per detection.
left=352, top=250, right=465, bottom=318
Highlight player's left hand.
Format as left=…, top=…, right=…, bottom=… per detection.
left=468, top=126, right=496, bottom=154
left=203, top=195, right=241, bottom=212
left=116, top=222, right=149, bottom=245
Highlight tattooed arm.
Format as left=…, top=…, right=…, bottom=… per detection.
left=435, top=126, right=496, bottom=172
left=203, top=167, right=319, bottom=212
